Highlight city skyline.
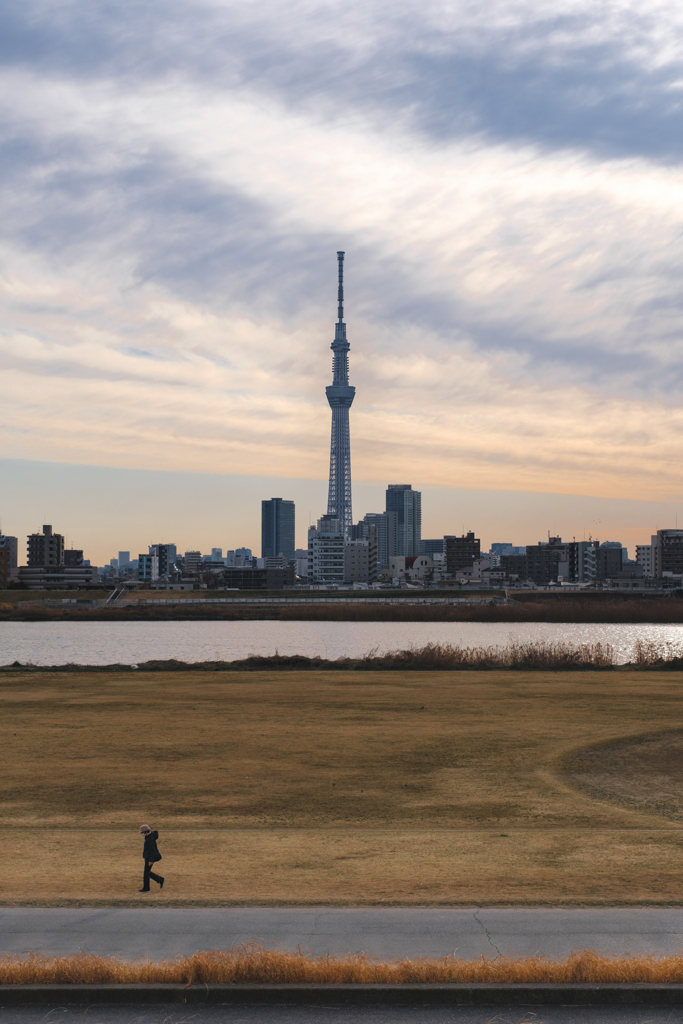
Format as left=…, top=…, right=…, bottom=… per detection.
left=1, top=0, right=683, bottom=547
left=2, top=458, right=683, bottom=566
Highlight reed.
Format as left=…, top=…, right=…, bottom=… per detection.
left=129, top=641, right=617, bottom=672
left=632, top=640, right=683, bottom=668
left=4, top=946, right=683, bottom=985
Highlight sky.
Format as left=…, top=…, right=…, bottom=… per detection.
left=2, top=0, right=683, bottom=562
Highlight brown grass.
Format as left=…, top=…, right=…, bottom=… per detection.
left=4, top=667, right=683, bottom=904
left=5, top=946, right=683, bottom=984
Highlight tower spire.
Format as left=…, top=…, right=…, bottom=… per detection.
left=326, top=251, right=355, bottom=537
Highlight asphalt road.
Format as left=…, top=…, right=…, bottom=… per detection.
left=3, top=907, right=683, bottom=960
left=1, top=1005, right=683, bottom=1024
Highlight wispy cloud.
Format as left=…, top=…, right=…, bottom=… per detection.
left=0, top=0, right=682, bottom=507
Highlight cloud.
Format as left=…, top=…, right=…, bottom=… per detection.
left=0, top=0, right=682, bottom=509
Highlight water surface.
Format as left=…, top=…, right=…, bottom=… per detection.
left=1, top=620, right=682, bottom=666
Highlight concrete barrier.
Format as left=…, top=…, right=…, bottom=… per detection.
left=2, top=984, right=683, bottom=1006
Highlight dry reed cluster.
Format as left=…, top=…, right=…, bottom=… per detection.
left=134, top=641, right=618, bottom=671
left=9, top=640, right=677, bottom=672
left=4, top=947, right=683, bottom=985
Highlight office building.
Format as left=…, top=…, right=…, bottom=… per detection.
left=27, top=525, right=65, bottom=567
left=326, top=252, right=356, bottom=536
left=445, top=532, right=480, bottom=572
left=18, top=564, right=97, bottom=589
left=362, top=511, right=397, bottom=569
left=386, top=485, right=421, bottom=556
left=420, top=538, right=443, bottom=557
left=183, top=551, right=202, bottom=573
left=261, top=498, right=296, bottom=560
left=149, top=543, right=177, bottom=577
left=655, top=530, right=683, bottom=575
left=308, top=515, right=345, bottom=584
left=264, top=554, right=288, bottom=569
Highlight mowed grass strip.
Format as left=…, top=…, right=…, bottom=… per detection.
left=2, top=668, right=683, bottom=904
left=3, top=827, right=683, bottom=905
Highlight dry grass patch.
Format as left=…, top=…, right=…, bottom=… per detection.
left=3, top=827, right=683, bottom=906
left=6, top=947, right=683, bottom=984
left=3, top=668, right=683, bottom=903
left=563, top=731, right=683, bottom=822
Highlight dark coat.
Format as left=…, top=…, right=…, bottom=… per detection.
left=143, top=830, right=160, bottom=861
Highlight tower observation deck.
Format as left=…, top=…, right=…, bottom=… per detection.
left=326, top=251, right=355, bottom=536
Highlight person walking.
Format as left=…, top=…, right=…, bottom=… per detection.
left=138, top=824, right=165, bottom=893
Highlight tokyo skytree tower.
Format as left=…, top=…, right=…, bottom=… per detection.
left=326, top=251, right=355, bottom=536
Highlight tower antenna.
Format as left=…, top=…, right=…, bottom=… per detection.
left=325, top=251, right=355, bottom=537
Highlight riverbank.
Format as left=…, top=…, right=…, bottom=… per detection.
left=2, top=592, right=683, bottom=622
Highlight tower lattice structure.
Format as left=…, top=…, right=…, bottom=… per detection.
left=326, top=251, right=355, bottom=537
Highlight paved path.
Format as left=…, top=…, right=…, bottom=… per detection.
left=3, top=908, right=683, bottom=960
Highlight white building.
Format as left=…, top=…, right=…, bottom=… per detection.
left=308, top=515, right=345, bottom=584
left=636, top=542, right=658, bottom=578
left=383, top=554, right=434, bottom=582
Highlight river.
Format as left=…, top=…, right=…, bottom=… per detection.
left=1, top=619, right=683, bottom=666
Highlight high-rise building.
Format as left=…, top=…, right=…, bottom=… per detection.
left=211, top=547, right=223, bottom=561
left=362, top=511, right=398, bottom=569
left=261, top=498, right=295, bottom=560
left=27, top=525, right=65, bottom=567
left=118, top=551, right=131, bottom=567
left=420, top=539, right=444, bottom=558
left=308, top=515, right=345, bottom=584
left=385, top=485, right=421, bottom=556
left=326, top=252, right=355, bottom=537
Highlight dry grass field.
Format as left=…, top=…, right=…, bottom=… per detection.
left=3, top=667, right=683, bottom=905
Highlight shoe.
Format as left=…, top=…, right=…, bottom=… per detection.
left=159, top=878, right=165, bottom=890
left=138, top=888, right=150, bottom=893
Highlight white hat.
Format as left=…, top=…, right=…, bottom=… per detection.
left=139, top=824, right=151, bottom=834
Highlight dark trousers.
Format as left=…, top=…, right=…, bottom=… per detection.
left=142, top=861, right=164, bottom=890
